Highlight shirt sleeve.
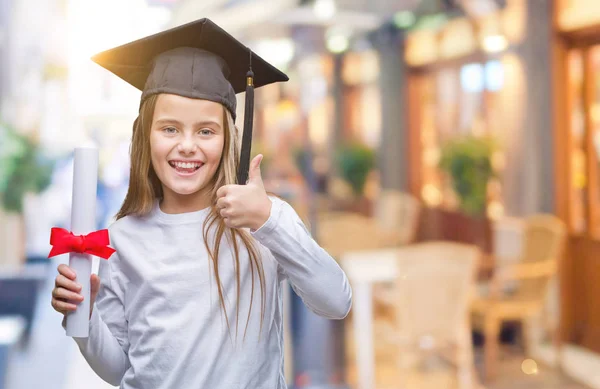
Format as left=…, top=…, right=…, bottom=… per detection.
left=251, top=196, right=352, bottom=319
left=66, top=252, right=131, bottom=386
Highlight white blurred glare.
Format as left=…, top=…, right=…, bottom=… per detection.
left=65, top=0, right=169, bottom=119
left=313, top=0, right=336, bottom=21
left=0, top=317, right=25, bottom=344
left=482, top=34, right=508, bottom=53
left=327, top=35, right=349, bottom=53
left=326, top=26, right=351, bottom=54
left=484, top=60, right=504, bottom=91
left=254, top=39, right=295, bottom=69
left=67, top=0, right=169, bottom=65
left=460, top=63, right=484, bottom=93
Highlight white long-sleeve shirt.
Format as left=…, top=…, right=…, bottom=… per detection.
left=68, top=196, right=352, bottom=388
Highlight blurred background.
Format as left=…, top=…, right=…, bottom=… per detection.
left=0, top=0, right=599, bottom=388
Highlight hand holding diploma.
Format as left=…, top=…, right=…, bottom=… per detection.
left=47, top=147, right=115, bottom=337
left=52, top=265, right=101, bottom=319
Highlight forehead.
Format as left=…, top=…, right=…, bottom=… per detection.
left=153, top=93, right=224, bottom=124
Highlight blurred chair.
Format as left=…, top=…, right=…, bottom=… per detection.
left=491, top=216, right=524, bottom=261
left=372, top=191, right=421, bottom=319
left=471, top=214, right=566, bottom=381
left=315, top=212, right=403, bottom=258
left=373, top=190, right=421, bottom=246
left=376, top=242, right=480, bottom=389
left=476, top=217, right=525, bottom=303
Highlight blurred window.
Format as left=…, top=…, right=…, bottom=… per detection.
left=568, top=44, right=600, bottom=238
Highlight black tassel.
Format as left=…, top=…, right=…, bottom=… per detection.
left=237, top=55, right=254, bottom=185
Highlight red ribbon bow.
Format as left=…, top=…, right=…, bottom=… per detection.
left=48, top=227, right=116, bottom=259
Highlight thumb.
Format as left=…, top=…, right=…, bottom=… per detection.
left=248, top=154, right=264, bottom=184
left=90, top=274, right=101, bottom=305
left=90, top=273, right=101, bottom=319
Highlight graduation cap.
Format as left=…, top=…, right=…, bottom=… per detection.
left=91, top=18, right=289, bottom=185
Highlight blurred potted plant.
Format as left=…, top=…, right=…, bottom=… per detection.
left=439, top=135, right=496, bottom=217
left=334, top=142, right=375, bottom=214
left=292, top=146, right=310, bottom=181
left=0, top=122, right=55, bottom=266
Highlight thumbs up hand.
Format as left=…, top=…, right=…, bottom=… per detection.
left=216, top=154, right=272, bottom=231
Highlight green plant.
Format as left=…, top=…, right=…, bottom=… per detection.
left=0, top=123, right=55, bottom=213
left=292, top=146, right=310, bottom=180
left=439, top=135, right=496, bottom=216
left=335, top=143, right=375, bottom=196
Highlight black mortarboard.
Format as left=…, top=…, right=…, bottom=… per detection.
left=91, top=18, right=289, bottom=185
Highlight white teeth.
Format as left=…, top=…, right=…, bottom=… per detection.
left=172, top=161, right=201, bottom=169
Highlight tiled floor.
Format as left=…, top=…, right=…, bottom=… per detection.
left=345, top=354, right=588, bottom=389
left=481, top=352, right=586, bottom=389
left=344, top=330, right=590, bottom=389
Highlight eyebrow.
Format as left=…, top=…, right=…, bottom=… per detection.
left=154, top=118, right=222, bottom=129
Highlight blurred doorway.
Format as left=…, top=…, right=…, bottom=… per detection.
left=557, top=33, right=600, bottom=356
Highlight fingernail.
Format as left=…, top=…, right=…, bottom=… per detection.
left=76, top=283, right=82, bottom=290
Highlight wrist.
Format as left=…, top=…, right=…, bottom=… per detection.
left=253, top=197, right=272, bottom=231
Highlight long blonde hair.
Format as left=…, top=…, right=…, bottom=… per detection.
left=116, top=94, right=266, bottom=340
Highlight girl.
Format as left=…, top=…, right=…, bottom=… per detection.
left=50, top=19, right=351, bottom=389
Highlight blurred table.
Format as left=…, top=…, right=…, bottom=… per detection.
left=340, top=249, right=398, bottom=389
left=302, top=212, right=400, bottom=389
left=339, top=247, right=493, bottom=389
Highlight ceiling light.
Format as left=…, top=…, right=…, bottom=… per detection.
left=482, top=34, right=508, bottom=53
left=326, top=34, right=349, bottom=54
left=313, top=0, right=336, bottom=21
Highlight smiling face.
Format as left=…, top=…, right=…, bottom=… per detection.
left=149, top=93, right=225, bottom=211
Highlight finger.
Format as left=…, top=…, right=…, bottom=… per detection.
left=216, top=197, right=228, bottom=210
left=216, top=185, right=230, bottom=199
left=91, top=274, right=100, bottom=292
left=51, top=298, right=78, bottom=313
left=219, top=208, right=230, bottom=219
left=57, top=264, right=76, bottom=280
left=55, top=274, right=82, bottom=292
left=52, top=287, right=84, bottom=302
left=90, top=274, right=101, bottom=302
left=224, top=218, right=239, bottom=229
left=248, top=154, right=263, bottom=184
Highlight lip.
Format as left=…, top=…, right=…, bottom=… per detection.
left=169, top=160, right=204, bottom=164
left=172, top=167, right=201, bottom=177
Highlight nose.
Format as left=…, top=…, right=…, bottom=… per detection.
left=177, top=134, right=197, bottom=155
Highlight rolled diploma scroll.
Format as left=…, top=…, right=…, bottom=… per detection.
left=66, top=147, right=99, bottom=337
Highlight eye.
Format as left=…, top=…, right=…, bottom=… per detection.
left=199, top=129, right=213, bottom=136
left=163, top=127, right=177, bottom=134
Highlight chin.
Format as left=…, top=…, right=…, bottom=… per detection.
left=169, top=183, right=206, bottom=196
